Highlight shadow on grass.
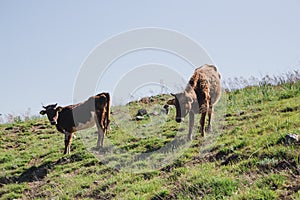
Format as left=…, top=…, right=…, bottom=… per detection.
left=0, top=162, right=53, bottom=185
left=0, top=153, right=91, bottom=186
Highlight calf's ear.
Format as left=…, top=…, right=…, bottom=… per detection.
left=40, top=110, right=46, bottom=115
left=56, top=106, right=63, bottom=112
left=167, top=99, right=175, bottom=105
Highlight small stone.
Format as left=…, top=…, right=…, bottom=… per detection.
left=224, top=113, right=232, bottom=118
left=94, top=180, right=99, bottom=185
left=136, top=116, right=144, bottom=121
left=239, top=111, right=246, bottom=116
left=285, top=134, right=299, bottom=145
left=152, top=111, right=159, bottom=116
left=163, top=104, right=169, bottom=114
left=137, top=109, right=147, bottom=116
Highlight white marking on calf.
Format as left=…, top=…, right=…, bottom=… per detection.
left=76, top=111, right=96, bottom=131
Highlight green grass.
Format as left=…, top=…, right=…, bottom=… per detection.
left=0, top=81, right=300, bottom=199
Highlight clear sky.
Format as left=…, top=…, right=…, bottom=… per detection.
left=0, top=0, right=300, bottom=117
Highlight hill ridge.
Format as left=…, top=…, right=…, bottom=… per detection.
left=0, top=80, right=299, bottom=199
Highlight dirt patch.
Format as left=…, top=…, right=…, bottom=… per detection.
left=274, top=160, right=300, bottom=175
left=280, top=106, right=300, bottom=113
left=4, top=126, right=26, bottom=133
left=221, top=154, right=241, bottom=165
left=239, top=113, right=262, bottom=120
left=280, top=174, right=300, bottom=199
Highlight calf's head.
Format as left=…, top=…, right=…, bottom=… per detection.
left=167, top=92, right=193, bottom=123
left=40, top=104, right=62, bottom=125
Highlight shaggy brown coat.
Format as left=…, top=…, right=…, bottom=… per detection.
left=168, top=64, right=221, bottom=140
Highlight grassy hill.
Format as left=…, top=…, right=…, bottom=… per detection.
left=1, top=79, right=300, bottom=199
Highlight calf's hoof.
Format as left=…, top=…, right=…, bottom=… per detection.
left=93, top=145, right=103, bottom=151
left=206, top=126, right=212, bottom=133
left=200, top=131, right=205, bottom=138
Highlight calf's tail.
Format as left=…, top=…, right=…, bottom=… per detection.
left=104, top=92, right=111, bottom=132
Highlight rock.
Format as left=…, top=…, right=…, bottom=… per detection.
left=162, top=104, right=169, bottom=114
left=285, top=134, right=299, bottom=145
left=5, top=126, right=14, bottom=130
left=224, top=113, right=232, bottom=118
left=151, top=111, right=159, bottom=116
left=137, top=109, right=147, bottom=116
left=239, top=111, right=246, bottom=116
left=136, top=116, right=144, bottom=121
left=94, top=180, right=99, bottom=185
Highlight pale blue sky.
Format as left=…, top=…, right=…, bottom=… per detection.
left=0, top=0, right=300, bottom=116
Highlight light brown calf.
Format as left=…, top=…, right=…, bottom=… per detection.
left=168, top=64, right=221, bottom=140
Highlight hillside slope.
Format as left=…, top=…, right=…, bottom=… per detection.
left=0, top=81, right=300, bottom=199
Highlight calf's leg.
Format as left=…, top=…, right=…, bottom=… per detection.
left=206, top=105, right=213, bottom=133
left=96, top=128, right=105, bottom=148
left=188, top=112, right=195, bottom=141
left=95, top=112, right=105, bottom=149
left=64, top=132, right=73, bottom=154
left=200, top=112, right=207, bottom=137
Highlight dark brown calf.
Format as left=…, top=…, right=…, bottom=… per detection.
left=168, top=64, right=221, bottom=140
left=40, top=92, right=110, bottom=154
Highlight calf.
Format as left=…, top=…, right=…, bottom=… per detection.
left=40, top=92, right=110, bottom=154
left=167, top=64, right=221, bottom=140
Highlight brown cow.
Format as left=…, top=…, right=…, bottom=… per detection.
left=167, top=64, right=221, bottom=140
left=40, top=92, right=110, bottom=154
